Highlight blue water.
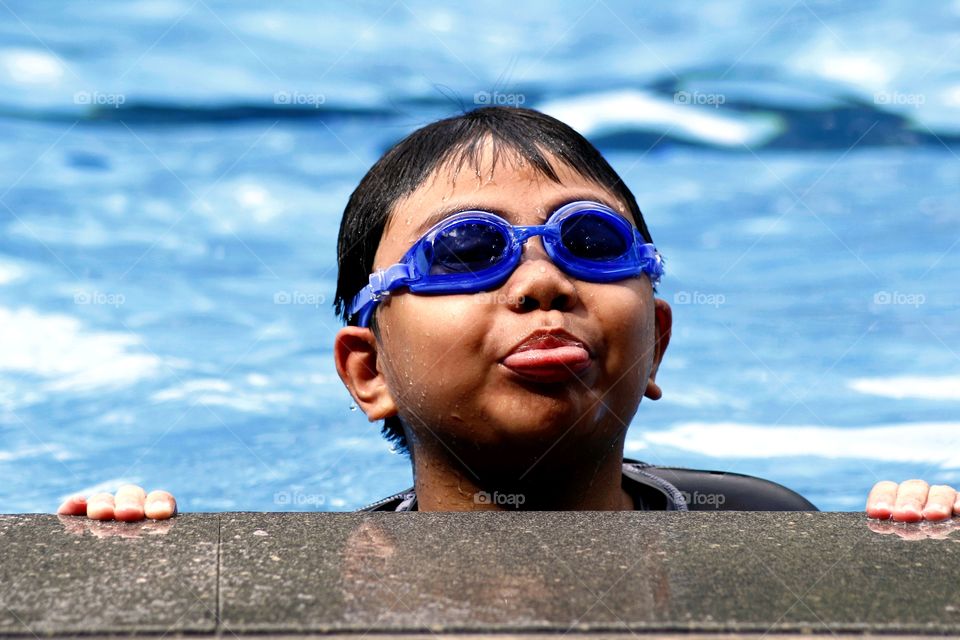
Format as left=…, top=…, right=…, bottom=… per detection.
left=1, top=1, right=958, bottom=513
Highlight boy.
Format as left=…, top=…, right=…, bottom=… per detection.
left=58, top=107, right=958, bottom=520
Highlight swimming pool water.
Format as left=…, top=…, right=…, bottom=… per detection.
left=1, top=1, right=958, bottom=512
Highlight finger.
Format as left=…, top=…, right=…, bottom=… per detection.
left=922, top=484, right=958, bottom=521
left=892, top=479, right=929, bottom=523
left=86, top=492, right=116, bottom=520
left=114, top=484, right=147, bottom=522
left=56, top=495, right=87, bottom=515
left=865, top=481, right=898, bottom=519
left=144, top=490, right=177, bottom=520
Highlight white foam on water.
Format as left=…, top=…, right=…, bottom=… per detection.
left=188, top=496, right=237, bottom=509
left=624, top=441, right=649, bottom=453
left=151, top=378, right=293, bottom=412
left=333, top=436, right=378, bottom=450
left=191, top=391, right=293, bottom=412
left=0, top=48, right=64, bottom=84
left=246, top=373, right=270, bottom=387
left=632, top=421, right=960, bottom=468
left=0, top=307, right=160, bottom=392
left=847, top=375, right=960, bottom=400
left=946, top=84, right=960, bottom=107
left=151, top=379, right=233, bottom=402
left=659, top=386, right=749, bottom=410
left=807, top=51, right=895, bottom=89
left=0, top=443, right=72, bottom=462
left=540, top=89, right=782, bottom=147
left=0, top=260, right=24, bottom=285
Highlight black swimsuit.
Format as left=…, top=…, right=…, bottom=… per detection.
left=357, top=458, right=818, bottom=512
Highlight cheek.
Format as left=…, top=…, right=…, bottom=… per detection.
left=377, top=295, right=493, bottom=403
left=595, top=289, right=656, bottom=392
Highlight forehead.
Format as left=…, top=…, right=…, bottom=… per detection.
left=376, top=144, right=628, bottom=265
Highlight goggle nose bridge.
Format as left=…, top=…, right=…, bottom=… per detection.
left=507, top=223, right=562, bottom=253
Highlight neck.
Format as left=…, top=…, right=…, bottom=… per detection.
left=409, top=437, right=634, bottom=511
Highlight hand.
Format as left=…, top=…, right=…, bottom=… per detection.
left=57, top=484, right=177, bottom=521
left=866, top=479, right=958, bottom=522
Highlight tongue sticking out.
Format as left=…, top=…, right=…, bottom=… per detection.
left=502, top=343, right=592, bottom=383
left=503, top=346, right=591, bottom=369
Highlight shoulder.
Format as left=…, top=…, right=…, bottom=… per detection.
left=357, top=462, right=818, bottom=512
left=624, top=458, right=817, bottom=511
left=357, top=489, right=417, bottom=512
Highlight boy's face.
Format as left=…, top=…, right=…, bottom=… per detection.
left=337, top=142, right=671, bottom=471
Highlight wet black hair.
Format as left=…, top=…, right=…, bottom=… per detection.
left=334, top=106, right=655, bottom=456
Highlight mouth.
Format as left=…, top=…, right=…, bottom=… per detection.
left=501, top=329, right=593, bottom=384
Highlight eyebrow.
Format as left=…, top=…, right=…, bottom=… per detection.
left=409, top=192, right=623, bottom=238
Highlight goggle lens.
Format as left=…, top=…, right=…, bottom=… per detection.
left=559, top=212, right=630, bottom=261
left=430, top=222, right=509, bottom=274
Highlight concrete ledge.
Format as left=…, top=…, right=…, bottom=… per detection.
left=2, top=636, right=954, bottom=640
left=1, top=512, right=959, bottom=637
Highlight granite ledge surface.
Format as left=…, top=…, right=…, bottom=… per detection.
left=1, top=512, right=959, bottom=637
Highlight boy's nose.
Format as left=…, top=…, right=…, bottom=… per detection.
left=505, top=238, right=579, bottom=313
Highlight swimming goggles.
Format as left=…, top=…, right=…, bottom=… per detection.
left=349, top=200, right=664, bottom=327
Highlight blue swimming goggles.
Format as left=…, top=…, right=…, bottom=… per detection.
left=349, top=200, right=664, bottom=327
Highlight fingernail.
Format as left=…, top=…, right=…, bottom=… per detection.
left=923, top=506, right=950, bottom=520
left=895, top=507, right=922, bottom=523
left=146, top=501, right=167, bottom=514
left=874, top=501, right=892, bottom=513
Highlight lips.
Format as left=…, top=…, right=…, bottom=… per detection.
left=501, top=329, right=593, bottom=383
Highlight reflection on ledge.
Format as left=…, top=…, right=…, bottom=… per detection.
left=1, top=512, right=959, bottom=637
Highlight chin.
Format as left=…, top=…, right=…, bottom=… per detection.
left=483, top=408, right=606, bottom=450
left=498, top=385, right=606, bottom=423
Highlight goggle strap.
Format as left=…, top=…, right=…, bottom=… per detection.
left=349, top=263, right=415, bottom=321
left=368, top=263, right=415, bottom=299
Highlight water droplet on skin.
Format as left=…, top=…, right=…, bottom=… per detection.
left=349, top=404, right=358, bottom=412
left=539, top=266, right=546, bottom=273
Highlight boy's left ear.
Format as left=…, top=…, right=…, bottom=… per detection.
left=644, top=298, right=672, bottom=401
left=334, top=326, right=399, bottom=421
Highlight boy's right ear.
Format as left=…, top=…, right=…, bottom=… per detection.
left=334, top=327, right=398, bottom=421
